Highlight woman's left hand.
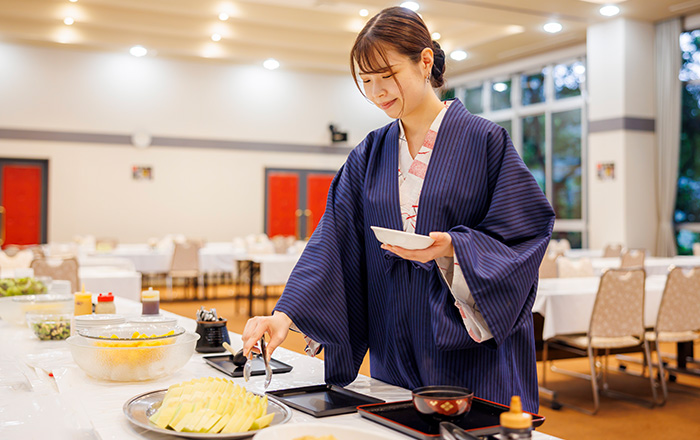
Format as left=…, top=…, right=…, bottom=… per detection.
left=381, top=231, right=454, bottom=263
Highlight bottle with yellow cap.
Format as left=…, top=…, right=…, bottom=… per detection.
left=500, top=396, right=532, bottom=439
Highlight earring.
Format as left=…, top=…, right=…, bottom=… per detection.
left=425, top=74, right=431, bottom=84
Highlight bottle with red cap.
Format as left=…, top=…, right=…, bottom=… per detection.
left=95, top=292, right=116, bottom=314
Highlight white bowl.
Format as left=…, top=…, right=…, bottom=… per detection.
left=370, top=226, right=435, bottom=250
left=253, top=422, right=398, bottom=440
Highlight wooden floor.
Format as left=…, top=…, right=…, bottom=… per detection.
left=160, top=285, right=700, bottom=440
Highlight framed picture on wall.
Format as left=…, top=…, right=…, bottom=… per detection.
left=132, top=166, right=153, bottom=180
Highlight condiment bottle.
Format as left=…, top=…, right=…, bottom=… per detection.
left=74, top=284, right=93, bottom=316
left=141, top=287, right=160, bottom=315
left=500, top=396, right=532, bottom=439
left=95, top=292, right=116, bottom=314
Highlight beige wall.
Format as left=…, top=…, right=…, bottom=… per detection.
left=0, top=42, right=391, bottom=243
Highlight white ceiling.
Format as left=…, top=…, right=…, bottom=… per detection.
left=0, top=0, right=699, bottom=77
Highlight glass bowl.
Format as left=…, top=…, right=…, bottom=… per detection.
left=66, top=332, right=199, bottom=381
left=0, top=293, right=73, bottom=326
left=26, top=312, right=73, bottom=341
left=412, top=386, right=474, bottom=421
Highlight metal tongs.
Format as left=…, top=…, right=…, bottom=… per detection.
left=439, top=422, right=480, bottom=440
left=243, top=336, right=273, bottom=389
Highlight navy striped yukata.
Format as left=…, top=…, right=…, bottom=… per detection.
left=274, top=99, right=555, bottom=412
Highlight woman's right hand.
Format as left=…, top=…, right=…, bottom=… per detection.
left=241, top=311, right=292, bottom=361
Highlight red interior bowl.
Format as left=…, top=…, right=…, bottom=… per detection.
left=412, top=386, right=474, bottom=420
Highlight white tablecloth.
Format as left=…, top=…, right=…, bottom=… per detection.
left=246, top=254, right=300, bottom=286
left=92, top=243, right=248, bottom=275
left=533, top=275, right=667, bottom=340
left=1, top=297, right=560, bottom=440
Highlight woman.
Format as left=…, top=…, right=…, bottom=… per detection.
left=242, top=6, right=554, bottom=412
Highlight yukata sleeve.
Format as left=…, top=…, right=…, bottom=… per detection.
left=436, top=256, right=493, bottom=343
left=273, top=140, right=369, bottom=386
left=449, top=127, right=555, bottom=347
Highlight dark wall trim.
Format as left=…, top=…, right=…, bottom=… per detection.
left=588, top=117, right=655, bottom=133
left=0, top=128, right=354, bottom=156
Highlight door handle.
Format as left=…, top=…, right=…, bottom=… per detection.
left=295, top=209, right=303, bottom=240
left=0, top=206, right=5, bottom=246
left=304, top=209, right=313, bottom=239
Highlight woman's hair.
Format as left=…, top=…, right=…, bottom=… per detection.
left=350, top=6, right=446, bottom=92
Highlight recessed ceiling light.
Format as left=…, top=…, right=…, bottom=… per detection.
left=493, top=82, right=508, bottom=92
left=263, top=58, right=280, bottom=70
left=68, top=0, right=78, bottom=2
left=431, top=32, right=441, bottom=40
left=211, top=33, right=221, bottom=42
left=219, top=12, right=229, bottom=21
left=359, top=9, right=369, bottom=17
left=543, top=22, right=563, bottom=33
left=599, top=5, right=620, bottom=17
left=130, top=45, right=148, bottom=57
left=63, top=17, right=74, bottom=25
left=400, top=2, right=419, bottom=12
left=450, top=50, right=468, bottom=61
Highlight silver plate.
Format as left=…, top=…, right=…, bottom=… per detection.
left=123, top=389, right=292, bottom=439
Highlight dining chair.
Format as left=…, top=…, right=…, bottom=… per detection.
left=646, top=266, right=700, bottom=405
left=603, top=244, right=623, bottom=258
left=539, top=252, right=559, bottom=279
left=556, top=256, right=595, bottom=278
left=30, top=257, right=80, bottom=293
left=541, top=268, right=658, bottom=414
left=620, top=249, right=645, bottom=269
left=693, top=243, right=700, bottom=256
left=166, top=240, right=202, bottom=300
left=0, top=249, right=34, bottom=270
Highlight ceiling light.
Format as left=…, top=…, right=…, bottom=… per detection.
left=359, top=9, right=369, bottom=17
left=599, top=5, right=620, bottom=17
left=130, top=45, right=148, bottom=57
left=211, top=33, right=221, bottom=42
left=400, top=2, right=419, bottom=12
left=63, top=17, right=74, bottom=25
left=493, top=82, right=508, bottom=92
left=263, top=58, right=280, bottom=70
left=219, top=12, right=229, bottom=21
left=69, top=0, right=78, bottom=2
left=431, top=32, right=441, bottom=40
left=450, top=50, right=468, bottom=61
left=543, top=22, right=563, bottom=33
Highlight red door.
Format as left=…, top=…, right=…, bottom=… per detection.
left=1, top=163, right=44, bottom=246
left=306, top=174, right=334, bottom=235
left=266, top=172, right=299, bottom=237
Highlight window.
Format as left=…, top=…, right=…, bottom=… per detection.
left=676, top=30, right=700, bottom=254
left=448, top=57, right=587, bottom=246
left=463, top=85, right=483, bottom=114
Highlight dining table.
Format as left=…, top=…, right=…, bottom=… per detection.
left=0, top=297, right=562, bottom=440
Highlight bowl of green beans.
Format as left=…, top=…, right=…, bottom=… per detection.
left=26, top=312, right=73, bottom=341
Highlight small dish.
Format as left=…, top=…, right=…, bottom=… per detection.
left=26, top=312, right=73, bottom=340
left=370, top=226, right=435, bottom=250
left=412, top=386, right=474, bottom=421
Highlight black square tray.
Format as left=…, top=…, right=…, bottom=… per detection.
left=203, top=354, right=293, bottom=377
left=357, top=398, right=545, bottom=439
left=266, top=384, right=384, bottom=417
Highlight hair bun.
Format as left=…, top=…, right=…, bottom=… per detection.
left=431, top=41, right=446, bottom=88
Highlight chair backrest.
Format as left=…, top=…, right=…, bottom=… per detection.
left=170, top=241, right=201, bottom=272
left=603, top=244, right=623, bottom=258
left=557, top=256, right=595, bottom=278
left=620, top=249, right=645, bottom=268
left=693, top=243, right=700, bottom=256
left=589, top=268, right=645, bottom=339
left=539, top=252, right=559, bottom=279
left=30, top=257, right=80, bottom=292
left=656, top=266, right=700, bottom=333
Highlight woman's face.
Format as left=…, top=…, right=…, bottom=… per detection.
left=358, top=48, right=432, bottom=120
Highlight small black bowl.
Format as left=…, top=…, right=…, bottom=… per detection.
left=412, top=386, right=474, bottom=422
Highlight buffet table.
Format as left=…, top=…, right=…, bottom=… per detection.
left=0, top=297, right=561, bottom=440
